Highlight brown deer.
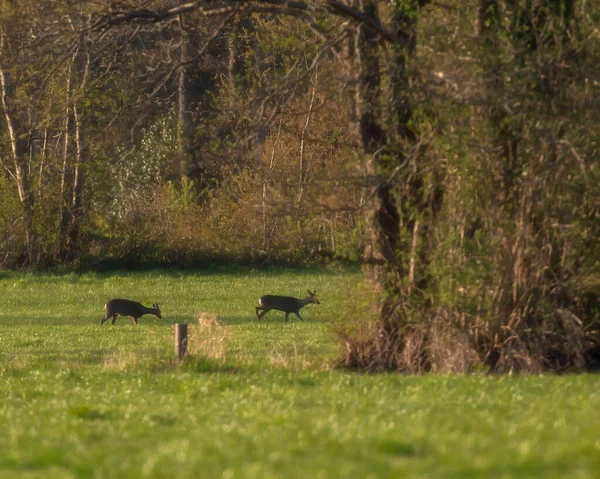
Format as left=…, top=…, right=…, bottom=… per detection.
left=255, top=289, right=319, bottom=322
left=101, top=299, right=161, bottom=325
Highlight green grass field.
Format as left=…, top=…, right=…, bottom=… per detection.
left=1, top=267, right=599, bottom=478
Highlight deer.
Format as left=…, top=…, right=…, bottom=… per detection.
left=255, top=289, right=320, bottom=322
left=100, top=299, right=161, bottom=325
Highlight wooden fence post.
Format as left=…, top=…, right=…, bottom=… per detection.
left=175, top=323, right=188, bottom=360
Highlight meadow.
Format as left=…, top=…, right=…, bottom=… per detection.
left=0, top=267, right=599, bottom=478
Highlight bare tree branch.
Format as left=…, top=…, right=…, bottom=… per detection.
left=93, top=0, right=409, bottom=46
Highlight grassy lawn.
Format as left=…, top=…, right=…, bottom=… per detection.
left=0, top=267, right=599, bottom=478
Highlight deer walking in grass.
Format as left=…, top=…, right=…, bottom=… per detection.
left=255, top=289, right=319, bottom=322
left=100, top=299, right=162, bottom=325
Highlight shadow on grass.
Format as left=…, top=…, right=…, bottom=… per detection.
left=6, top=263, right=357, bottom=279
left=223, top=314, right=330, bottom=326
left=153, top=355, right=240, bottom=375
left=93, top=317, right=190, bottom=327
left=376, top=439, right=420, bottom=457
left=68, top=404, right=114, bottom=421
left=189, top=356, right=241, bottom=374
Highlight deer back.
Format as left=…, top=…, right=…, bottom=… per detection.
left=259, top=295, right=301, bottom=312
left=105, top=299, right=146, bottom=318
left=260, top=290, right=319, bottom=312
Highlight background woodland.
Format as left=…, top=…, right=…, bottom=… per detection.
left=0, top=0, right=598, bottom=372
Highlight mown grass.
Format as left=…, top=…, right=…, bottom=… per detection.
left=0, top=267, right=599, bottom=478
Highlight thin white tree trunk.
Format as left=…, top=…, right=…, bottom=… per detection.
left=297, top=66, right=318, bottom=204
left=0, top=27, right=35, bottom=262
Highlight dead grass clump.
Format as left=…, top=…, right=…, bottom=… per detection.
left=102, top=351, right=139, bottom=371
left=339, top=319, right=479, bottom=374
left=7, top=355, right=30, bottom=371
left=339, top=301, right=600, bottom=374
left=339, top=320, right=431, bottom=373
left=188, top=312, right=230, bottom=361
left=268, top=342, right=321, bottom=371
left=338, top=318, right=496, bottom=374
left=427, top=315, right=482, bottom=373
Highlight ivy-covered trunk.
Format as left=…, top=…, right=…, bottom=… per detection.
left=342, top=0, right=440, bottom=371
left=350, top=2, right=396, bottom=291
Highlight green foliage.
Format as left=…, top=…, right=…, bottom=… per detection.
left=104, top=112, right=178, bottom=219
left=337, top=0, right=600, bottom=373
left=0, top=177, right=22, bottom=267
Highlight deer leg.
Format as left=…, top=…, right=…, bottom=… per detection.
left=285, top=312, right=290, bottom=322
left=130, top=316, right=137, bottom=325
left=111, top=315, right=118, bottom=325
left=294, top=312, right=305, bottom=322
left=100, top=316, right=109, bottom=325
left=256, top=307, right=268, bottom=321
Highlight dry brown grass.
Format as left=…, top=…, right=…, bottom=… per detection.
left=102, top=351, right=139, bottom=371
left=339, top=301, right=600, bottom=374
left=188, top=312, right=231, bottom=361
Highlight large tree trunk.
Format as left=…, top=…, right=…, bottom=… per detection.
left=339, top=0, right=445, bottom=371
left=351, top=1, right=429, bottom=327
left=351, top=2, right=395, bottom=282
